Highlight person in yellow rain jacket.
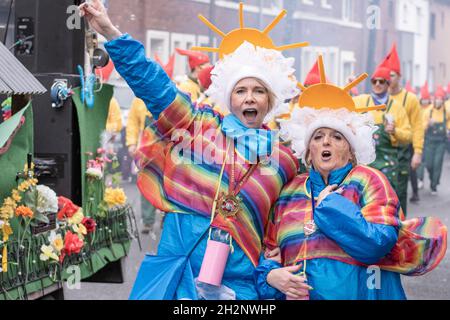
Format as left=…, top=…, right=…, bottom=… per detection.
left=353, top=61, right=412, bottom=190
left=415, top=82, right=433, bottom=199
left=126, top=97, right=162, bottom=235
left=385, top=44, right=424, bottom=214
left=175, top=48, right=211, bottom=103
left=421, top=86, right=450, bottom=195
left=106, top=96, right=123, bottom=133
left=126, top=97, right=152, bottom=153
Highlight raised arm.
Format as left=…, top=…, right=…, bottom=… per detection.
left=79, top=0, right=177, bottom=119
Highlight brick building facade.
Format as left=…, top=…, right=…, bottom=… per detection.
left=105, top=0, right=449, bottom=98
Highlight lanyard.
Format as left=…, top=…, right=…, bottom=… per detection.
left=228, top=141, right=259, bottom=196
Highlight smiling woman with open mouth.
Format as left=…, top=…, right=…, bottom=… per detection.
left=79, top=0, right=307, bottom=300
left=255, top=57, right=447, bottom=300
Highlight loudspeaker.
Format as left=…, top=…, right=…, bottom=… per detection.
left=32, top=74, right=82, bottom=205
left=14, top=0, right=84, bottom=74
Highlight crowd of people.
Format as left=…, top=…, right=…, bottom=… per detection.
left=80, top=0, right=448, bottom=300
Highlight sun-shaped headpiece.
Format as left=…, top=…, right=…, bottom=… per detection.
left=297, top=55, right=386, bottom=113
left=191, top=2, right=309, bottom=59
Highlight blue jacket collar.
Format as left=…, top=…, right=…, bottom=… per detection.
left=307, top=163, right=353, bottom=197
left=221, top=114, right=275, bottom=162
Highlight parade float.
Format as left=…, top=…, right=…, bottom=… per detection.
left=0, top=28, right=138, bottom=299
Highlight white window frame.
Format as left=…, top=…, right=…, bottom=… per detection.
left=340, top=50, right=356, bottom=86
left=342, top=0, right=354, bottom=21
left=146, top=30, right=170, bottom=61
left=171, top=32, right=197, bottom=76
left=300, top=46, right=339, bottom=84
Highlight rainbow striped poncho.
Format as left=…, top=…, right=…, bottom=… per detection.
left=136, top=91, right=299, bottom=266
left=266, top=165, right=447, bottom=275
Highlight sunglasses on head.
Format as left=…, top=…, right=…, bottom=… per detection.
left=371, top=79, right=388, bottom=85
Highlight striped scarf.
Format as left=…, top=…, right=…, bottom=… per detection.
left=135, top=91, right=298, bottom=266
left=267, top=165, right=447, bottom=275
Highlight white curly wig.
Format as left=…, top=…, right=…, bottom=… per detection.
left=205, top=41, right=299, bottom=123
left=279, top=107, right=378, bottom=165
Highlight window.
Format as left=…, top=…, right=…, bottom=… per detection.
left=430, top=13, right=436, bottom=39
left=302, top=0, right=314, bottom=6
left=171, top=33, right=196, bottom=76
left=417, top=7, right=422, bottom=34
left=146, top=30, right=169, bottom=60
left=429, top=67, right=435, bottom=89
left=321, top=0, right=332, bottom=10
left=301, top=47, right=339, bottom=84
left=402, top=4, right=408, bottom=24
left=268, top=0, right=284, bottom=9
left=342, top=0, right=354, bottom=21
left=340, top=51, right=356, bottom=86
left=439, top=63, right=446, bottom=79
left=388, top=1, right=394, bottom=19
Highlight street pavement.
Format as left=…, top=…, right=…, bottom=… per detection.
left=64, top=155, right=450, bottom=300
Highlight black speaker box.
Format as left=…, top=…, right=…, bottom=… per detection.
left=14, top=0, right=84, bottom=74
left=32, top=74, right=82, bottom=205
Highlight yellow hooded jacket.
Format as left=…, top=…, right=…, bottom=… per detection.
left=106, top=97, right=123, bottom=133
left=126, top=98, right=152, bottom=147
left=353, top=94, right=412, bottom=146
left=390, top=89, right=424, bottom=154
left=422, top=103, right=450, bottom=131
left=177, top=78, right=201, bottom=102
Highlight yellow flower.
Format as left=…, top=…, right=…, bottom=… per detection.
left=48, top=231, right=64, bottom=252
left=0, top=205, right=14, bottom=219
left=3, top=197, right=17, bottom=209
left=18, top=181, right=30, bottom=192
left=104, top=188, right=127, bottom=208
left=68, top=209, right=84, bottom=225
left=39, top=244, right=59, bottom=262
left=11, top=189, right=21, bottom=202
left=1, top=224, right=13, bottom=238
left=72, top=223, right=87, bottom=238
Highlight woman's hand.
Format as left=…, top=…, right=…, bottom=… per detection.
left=264, top=247, right=281, bottom=263
left=316, top=184, right=343, bottom=207
left=266, top=264, right=312, bottom=300
left=79, top=0, right=122, bottom=40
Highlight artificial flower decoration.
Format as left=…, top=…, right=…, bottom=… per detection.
left=82, top=217, right=97, bottom=233
left=104, top=187, right=127, bottom=208
left=40, top=244, right=59, bottom=262
left=63, top=231, right=84, bottom=256
left=15, top=205, right=34, bottom=218
left=57, top=196, right=80, bottom=220
left=72, top=223, right=87, bottom=239
left=68, top=209, right=85, bottom=226
left=86, top=166, right=103, bottom=179
left=36, top=185, right=58, bottom=213
left=48, top=231, right=64, bottom=253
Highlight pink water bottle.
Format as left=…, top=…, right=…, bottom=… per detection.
left=198, top=228, right=230, bottom=286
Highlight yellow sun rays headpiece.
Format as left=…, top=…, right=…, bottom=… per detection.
left=191, top=2, right=309, bottom=59
left=297, top=55, right=386, bottom=113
